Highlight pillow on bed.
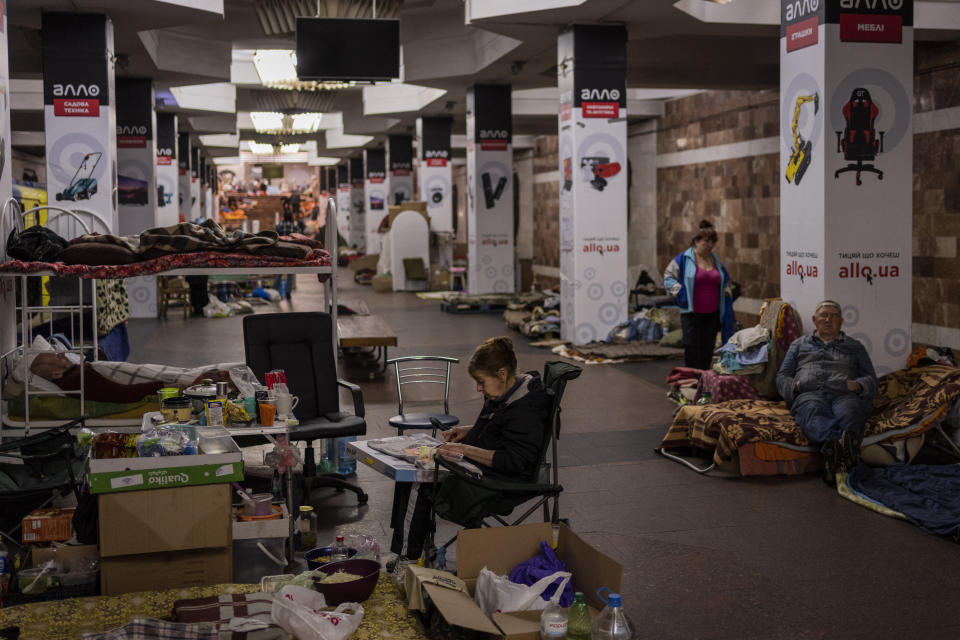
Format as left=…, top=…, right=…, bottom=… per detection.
left=11, top=335, right=69, bottom=395
left=58, top=242, right=137, bottom=265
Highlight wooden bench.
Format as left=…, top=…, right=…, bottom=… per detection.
left=338, top=313, right=398, bottom=377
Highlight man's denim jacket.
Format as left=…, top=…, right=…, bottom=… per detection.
left=775, top=332, right=878, bottom=407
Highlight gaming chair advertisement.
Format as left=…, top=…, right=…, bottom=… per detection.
left=349, top=156, right=366, bottom=251
left=336, top=163, right=351, bottom=241
left=364, top=148, right=387, bottom=254
left=466, top=85, right=514, bottom=294
left=116, top=79, right=157, bottom=237
left=389, top=135, right=414, bottom=207
left=417, top=116, right=453, bottom=233
left=155, top=113, right=178, bottom=227
left=42, top=13, right=118, bottom=234
left=557, top=25, right=628, bottom=344
left=780, top=0, right=913, bottom=373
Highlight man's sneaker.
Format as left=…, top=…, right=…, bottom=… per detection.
left=838, top=430, right=861, bottom=473
left=821, top=439, right=840, bottom=487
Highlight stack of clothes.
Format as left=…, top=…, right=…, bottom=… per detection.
left=502, top=292, right=561, bottom=338
left=606, top=307, right=678, bottom=343
left=713, top=326, right=770, bottom=376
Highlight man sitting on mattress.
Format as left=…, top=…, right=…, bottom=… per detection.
left=776, top=300, right=877, bottom=486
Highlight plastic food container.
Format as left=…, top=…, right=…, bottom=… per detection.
left=304, top=546, right=358, bottom=570
left=59, top=568, right=98, bottom=586
left=161, top=396, right=192, bottom=423
left=311, top=558, right=380, bottom=605
left=18, top=568, right=54, bottom=594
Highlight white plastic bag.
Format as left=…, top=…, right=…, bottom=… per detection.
left=202, top=297, right=233, bottom=318
left=271, top=585, right=364, bottom=640
left=474, top=566, right=572, bottom=616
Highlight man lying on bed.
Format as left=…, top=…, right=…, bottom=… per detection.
left=776, top=300, right=877, bottom=486
left=26, top=351, right=236, bottom=404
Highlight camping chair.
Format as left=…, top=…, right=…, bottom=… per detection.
left=424, top=360, right=582, bottom=565
left=243, top=312, right=368, bottom=505
left=0, top=417, right=86, bottom=548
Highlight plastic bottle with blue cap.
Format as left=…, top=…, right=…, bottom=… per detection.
left=592, top=587, right=635, bottom=640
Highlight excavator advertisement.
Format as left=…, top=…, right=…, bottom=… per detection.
left=785, top=92, right=819, bottom=185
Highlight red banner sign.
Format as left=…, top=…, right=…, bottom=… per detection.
left=118, top=136, right=146, bottom=148
left=479, top=140, right=508, bottom=151
left=426, top=158, right=448, bottom=167
left=786, top=16, right=819, bottom=52
left=53, top=98, right=99, bottom=117
left=582, top=102, right=619, bottom=119
left=839, top=13, right=902, bottom=43
left=157, top=155, right=173, bottom=166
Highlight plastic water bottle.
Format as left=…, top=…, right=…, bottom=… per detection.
left=331, top=535, right=349, bottom=562
left=592, top=589, right=635, bottom=640
left=540, top=600, right=568, bottom=639
left=567, top=592, right=592, bottom=640
left=329, top=436, right=357, bottom=475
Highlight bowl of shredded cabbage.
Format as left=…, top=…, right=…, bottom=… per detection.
left=311, top=558, right=381, bottom=605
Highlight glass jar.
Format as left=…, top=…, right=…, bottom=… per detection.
left=298, top=505, right=317, bottom=550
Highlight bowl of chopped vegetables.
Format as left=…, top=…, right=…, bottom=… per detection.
left=311, top=558, right=381, bottom=605
left=304, top=546, right=358, bottom=570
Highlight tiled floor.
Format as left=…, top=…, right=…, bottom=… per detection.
left=128, top=275, right=960, bottom=639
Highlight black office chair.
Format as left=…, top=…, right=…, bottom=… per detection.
left=243, top=312, right=368, bottom=505
left=424, top=361, right=582, bottom=563
left=835, top=87, right=884, bottom=186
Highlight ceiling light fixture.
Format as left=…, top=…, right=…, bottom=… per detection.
left=279, top=143, right=300, bottom=154
left=253, top=49, right=356, bottom=91
left=250, top=111, right=285, bottom=133
left=246, top=141, right=275, bottom=154
left=290, top=112, right=322, bottom=133
left=250, top=111, right=324, bottom=134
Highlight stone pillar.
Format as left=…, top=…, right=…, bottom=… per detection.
left=190, top=144, right=201, bottom=221
left=557, top=25, right=629, bottom=344
left=363, top=147, right=387, bottom=254
left=336, top=163, right=351, bottom=241
left=116, top=79, right=157, bottom=236
left=349, top=156, right=365, bottom=250
left=389, top=135, right=414, bottom=206
left=42, top=13, right=117, bottom=234
left=156, top=114, right=178, bottom=227
left=780, top=1, right=913, bottom=373
left=0, top=0, right=15, bottom=357
left=417, top=117, right=453, bottom=233
left=466, top=84, right=514, bottom=294
left=178, top=132, right=191, bottom=223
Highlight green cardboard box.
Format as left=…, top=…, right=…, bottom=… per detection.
left=87, top=439, right=243, bottom=494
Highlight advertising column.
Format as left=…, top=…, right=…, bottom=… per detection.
left=417, top=117, right=453, bottom=233
left=190, top=145, right=201, bottom=221
left=116, top=79, right=156, bottom=236
left=178, top=132, right=191, bottom=222
left=198, top=155, right=207, bottom=220
left=349, top=157, right=365, bottom=251
left=42, top=13, right=117, bottom=234
left=466, top=85, right=514, bottom=294
left=780, top=1, right=912, bottom=373
left=388, top=135, right=414, bottom=206
left=156, top=113, right=178, bottom=227
left=364, top=148, right=387, bottom=254
left=557, top=26, right=628, bottom=342
left=336, top=163, right=351, bottom=241
left=204, top=161, right=214, bottom=221
left=0, top=0, right=14, bottom=357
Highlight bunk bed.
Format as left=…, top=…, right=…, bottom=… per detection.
left=0, top=200, right=339, bottom=436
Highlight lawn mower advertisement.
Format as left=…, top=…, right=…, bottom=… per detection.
left=42, top=13, right=117, bottom=235
left=364, top=147, right=387, bottom=253
left=0, top=0, right=16, bottom=357
left=417, top=116, right=453, bottom=232
left=557, top=25, right=629, bottom=344
left=466, top=84, right=514, bottom=295
left=389, top=135, right=414, bottom=206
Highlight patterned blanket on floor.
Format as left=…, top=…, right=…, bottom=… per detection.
left=0, top=574, right=425, bottom=640
left=0, top=249, right=331, bottom=280
left=659, top=366, right=960, bottom=464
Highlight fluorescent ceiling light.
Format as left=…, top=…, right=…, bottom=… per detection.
left=279, top=143, right=300, bottom=154
left=246, top=141, right=275, bottom=154
left=250, top=111, right=284, bottom=133
left=290, top=112, right=322, bottom=133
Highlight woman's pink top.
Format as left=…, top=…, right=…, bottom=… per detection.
left=692, top=264, right=721, bottom=313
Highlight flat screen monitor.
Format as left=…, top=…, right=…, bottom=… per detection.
left=296, top=18, right=400, bottom=82
left=261, top=164, right=284, bottom=181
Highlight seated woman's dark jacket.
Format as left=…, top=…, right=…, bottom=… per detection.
left=460, top=371, right=551, bottom=480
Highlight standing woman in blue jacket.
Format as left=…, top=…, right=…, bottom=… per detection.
left=663, top=220, right=735, bottom=370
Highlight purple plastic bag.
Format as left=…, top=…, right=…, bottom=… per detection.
left=507, top=541, right=574, bottom=607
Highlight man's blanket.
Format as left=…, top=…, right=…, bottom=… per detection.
left=659, top=366, right=960, bottom=464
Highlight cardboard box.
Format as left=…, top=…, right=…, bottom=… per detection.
left=86, top=440, right=243, bottom=494
left=22, top=507, right=74, bottom=544
left=32, top=543, right=98, bottom=572
left=371, top=273, right=393, bottom=292
left=99, top=484, right=231, bottom=557
left=423, top=523, right=622, bottom=639
left=232, top=505, right=290, bottom=541
left=388, top=202, right=429, bottom=229
left=101, top=547, right=232, bottom=596
left=430, top=266, right=451, bottom=290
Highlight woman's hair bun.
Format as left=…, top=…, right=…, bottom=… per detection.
left=699, top=219, right=714, bottom=230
